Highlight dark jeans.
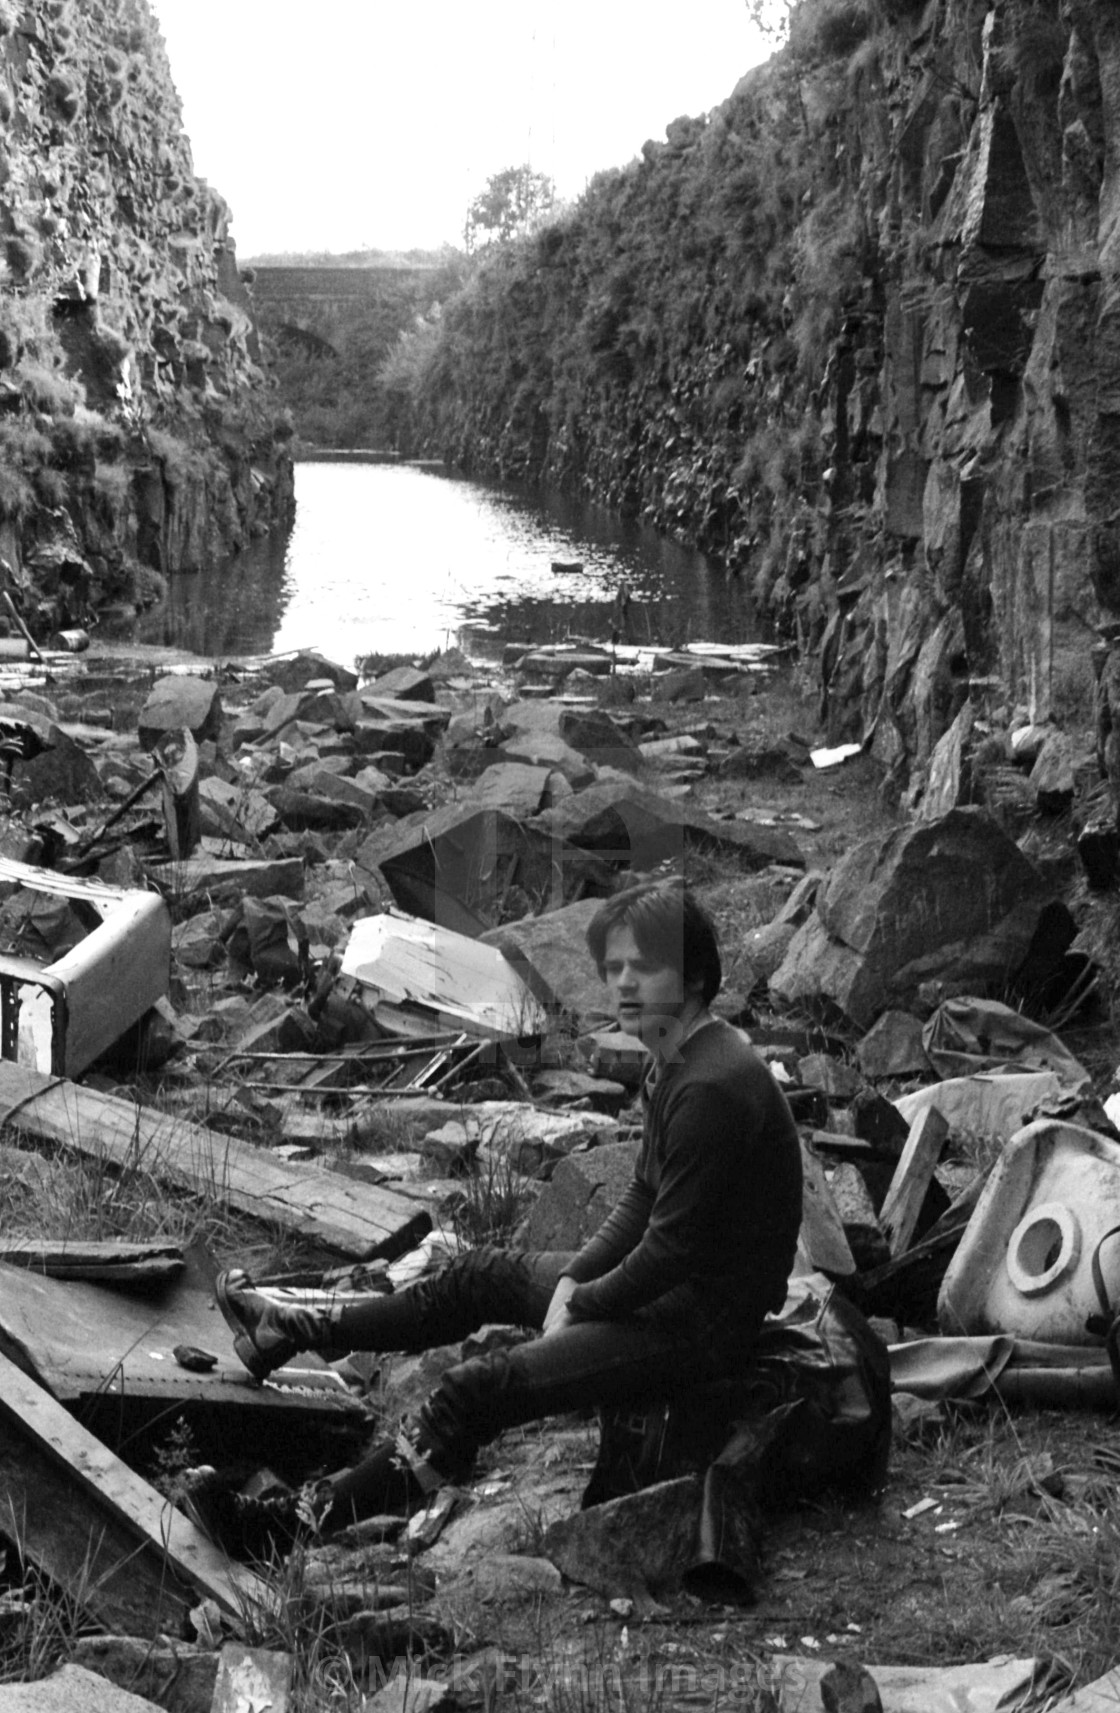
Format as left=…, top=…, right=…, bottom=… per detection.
left=331, top=1246, right=762, bottom=1483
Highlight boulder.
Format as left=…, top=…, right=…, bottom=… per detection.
left=500, top=701, right=641, bottom=774
left=651, top=666, right=708, bottom=703
left=355, top=804, right=610, bottom=936
left=1030, top=730, right=1077, bottom=813
left=0, top=1663, right=165, bottom=1711
left=137, top=676, right=222, bottom=750
left=12, top=722, right=104, bottom=805
left=262, top=651, right=359, bottom=693
left=543, top=1477, right=704, bottom=1601
left=480, top=896, right=613, bottom=1024
left=498, top=731, right=595, bottom=786
left=198, top=776, right=278, bottom=841
left=918, top=700, right=974, bottom=821
left=462, top=762, right=555, bottom=816
left=70, top=1637, right=218, bottom=1713
left=266, top=785, right=366, bottom=832
left=769, top=809, right=1054, bottom=1027
left=519, top=1140, right=638, bottom=1250
left=856, top=1010, right=932, bottom=1080
left=364, top=665, right=435, bottom=702
left=536, top=778, right=802, bottom=873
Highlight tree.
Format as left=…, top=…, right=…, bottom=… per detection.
left=464, top=165, right=555, bottom=253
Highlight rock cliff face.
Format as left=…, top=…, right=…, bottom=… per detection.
left=406, top=0, right=1116, bottom=794
left=0, top=0, right=292, bottom=632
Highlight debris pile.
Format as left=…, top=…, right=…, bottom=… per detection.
left=0, top=636, right=1117, bottom=1706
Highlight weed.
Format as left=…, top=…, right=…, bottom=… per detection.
left=449, top=1144, right=534, bottom=1248
left=19, top=361, right=80, bottom=417
left=149, top=1416, right=203, bottom=1505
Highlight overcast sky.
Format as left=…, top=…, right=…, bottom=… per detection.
left=146, top=1, right=773, bottom=258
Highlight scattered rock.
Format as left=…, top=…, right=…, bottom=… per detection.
left=543, top=1476, right=703, bottom=1601
left=770, top=809, right=1055, bottom=1027
left=137, top=676, right=222, bottom=750
left=520, top=1141, right=638, bottom=1250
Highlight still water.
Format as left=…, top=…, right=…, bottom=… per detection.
left=135, top=461, right=757, bottom=664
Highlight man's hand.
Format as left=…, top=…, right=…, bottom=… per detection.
left=542, top=1275, right=579, bottom=1339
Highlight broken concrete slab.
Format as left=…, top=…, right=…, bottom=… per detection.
left=137, top=675, right=222, bottom=751
left=770, top=809, right=1055, bottom=1028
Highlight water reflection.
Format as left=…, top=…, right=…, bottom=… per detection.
left=135, top=462, right=758, bottom=663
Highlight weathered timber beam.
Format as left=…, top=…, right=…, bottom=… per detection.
left=0, top=1064, right=431, bottom=1261
left=0, top=1350, right=266, bottom=1635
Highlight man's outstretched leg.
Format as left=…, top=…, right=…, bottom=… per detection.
left=304, top=1285, right=757, bottom=1536
left=215, top=1248, right=568, bottom=1381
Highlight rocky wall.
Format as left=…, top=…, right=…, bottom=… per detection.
left=407, top=0, right=1117, bottom=796
left=0, top=0, right=292, bottom=631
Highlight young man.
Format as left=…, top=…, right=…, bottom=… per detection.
left=215, top=881, right=803, bottom=1534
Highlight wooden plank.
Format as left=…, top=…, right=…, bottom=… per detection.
left=0, top=1064, right=431, bottom=1261
left=879, top=1106, right=949, bottom=1257
left=0, top=1239, right=183, bottom=1284
left=0, top=1351, right=266, bottom=1635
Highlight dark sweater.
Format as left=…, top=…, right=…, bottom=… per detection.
left=563, top=1019, right=803, bottom=1326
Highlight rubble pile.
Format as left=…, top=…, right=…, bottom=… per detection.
left=0, top=636, right=1118, bottom=1709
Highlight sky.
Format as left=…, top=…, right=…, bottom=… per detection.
left=147, top=1, right=774, bottom=259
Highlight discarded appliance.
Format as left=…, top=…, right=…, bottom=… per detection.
left=0, top=856, right=171, bottom=1076
left=939, top=1120, right=1120, bottom=1346
left=340, top=910, right=550, bottom=1039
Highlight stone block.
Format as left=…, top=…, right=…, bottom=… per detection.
left=519, top=1140, right=638, bottom=1251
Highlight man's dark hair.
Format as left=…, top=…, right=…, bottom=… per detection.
left=585, top=881, right=722, bottom=1005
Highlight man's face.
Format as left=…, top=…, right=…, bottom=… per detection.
left=601, top=924, right=692, bottom=1048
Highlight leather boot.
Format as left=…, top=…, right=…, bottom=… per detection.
left=215, top=1268, right=346, bottom=1381
left=306, top=1427, right=447, bottom=1535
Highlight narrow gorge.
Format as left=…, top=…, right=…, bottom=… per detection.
left=389, top=0, right=1119, bottom=799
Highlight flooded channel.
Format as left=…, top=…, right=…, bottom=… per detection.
left=134, top=460, right=760, bottom=663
